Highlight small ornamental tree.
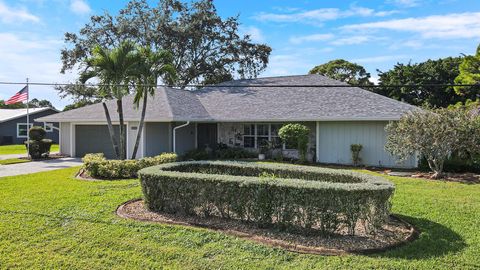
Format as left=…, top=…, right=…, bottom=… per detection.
left=278, top=123, right=310, bottom=162
left=385, top=108, right=480, bottom=179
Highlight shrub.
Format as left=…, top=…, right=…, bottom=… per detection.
left=83, top=152, right=177, bottom=179
left=139, top=161, right=394, bottom=235
left=182, top=149, right=212, bottom=161
left=351, top=144, right=363, bottom=166
left=182, top=146, right=256, bottom=161
left=24, top=126, right=52, bottom=160
left=215, top=147, right=256, bottom=159
left=278, top=124, right=310, bottom=162
left=386, top=108, right=480, bottom=178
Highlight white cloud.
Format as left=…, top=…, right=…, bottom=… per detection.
left=388, top=0, right=421, bottom=7
left=342, top=12, right=480, bottom=39
left=70, top=0, right=91, bottom=15
left=289, top=33, right=334, bottom=44
left=254, top=5, right=398, bottom=25
left=351, top=55, right=410, bottom=64
left=0, top=1, right=40, bottom=23
left=330, top=35, right=372, bottom=46
left=240, top=26, right=265, bottom=43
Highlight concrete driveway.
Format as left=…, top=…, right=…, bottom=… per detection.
left=0, top=157, right=82, bottom=178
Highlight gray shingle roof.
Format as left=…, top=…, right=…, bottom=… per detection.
left=37, top=74, right=417, bottom=123
left=0, top=107, right=58, bottom=123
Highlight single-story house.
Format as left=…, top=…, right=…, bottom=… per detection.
left=0, top=107, right=59, bottom=145
left=37, top=75, right=418, bottom=168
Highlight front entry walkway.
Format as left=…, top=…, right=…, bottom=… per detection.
left=0, top=158, right=82, bottom=178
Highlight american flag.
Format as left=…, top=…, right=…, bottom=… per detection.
left=5, top=86, right=28, bottom=105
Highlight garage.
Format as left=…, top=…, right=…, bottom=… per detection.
left=75, top=125, right=120, bottom=158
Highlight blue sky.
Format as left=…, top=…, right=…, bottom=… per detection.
left=0, top=0, right=479, bottom=109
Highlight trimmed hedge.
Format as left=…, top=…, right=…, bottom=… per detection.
left=83, top=153, right=177, bottom=179
left=139, top=161, right=395, bottom=235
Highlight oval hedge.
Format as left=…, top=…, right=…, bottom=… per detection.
left=139, top=161, right=395, bottom=235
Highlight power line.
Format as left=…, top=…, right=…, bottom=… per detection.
left=0, top=81, right=478, bottom=88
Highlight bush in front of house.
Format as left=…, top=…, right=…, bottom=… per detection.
left=351, top=144, right=363, bottom=166
left=24, top=126, right=53, bottom=160
left=83, top=152, right=177, bottom=179
left=278, top=123, right=310, bottom=162
left=182, top=145, right=256, bottom=161
left=139, top=161, right=394, bottom=235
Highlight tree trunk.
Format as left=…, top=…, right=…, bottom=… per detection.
left=117, top=98, right=126, bottom=160
left=131, top=93, right=147, bottom=159
left=427, top=158, right=444, bottom=179
left=102, top=102, right=119, bottom=159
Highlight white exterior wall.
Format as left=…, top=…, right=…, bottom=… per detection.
left=59, top=122, right=71, bottom=156
left=316, top=121, right=417, bottom=168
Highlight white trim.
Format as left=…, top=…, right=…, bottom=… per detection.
left=44, top=122, right=54, bottom=132
left=173, top=121, right=190, bottom=153
left=59, top=122, right=62, bottom=153
left=126, top=122, right=130, bottom=159
left=16, top=123, right=32, bottom=138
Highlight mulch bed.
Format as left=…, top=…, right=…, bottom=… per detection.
left=75, top=169, right=105, bottom=181
left=117, top=199, right=418, bottom=256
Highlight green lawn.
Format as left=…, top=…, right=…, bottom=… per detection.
left=0, top=158, right=30, bottom=165
left=0, top=144, right=59, bottom=155
left=0, top=168, right=479, bottom=269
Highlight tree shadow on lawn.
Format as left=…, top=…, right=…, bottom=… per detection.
left=371, top=214, right=466, bottom=260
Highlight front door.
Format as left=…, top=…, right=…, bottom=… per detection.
left=197, top=123, right=217, bottom=150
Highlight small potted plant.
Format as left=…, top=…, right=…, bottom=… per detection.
left=258, top=141, right=269, bottom=160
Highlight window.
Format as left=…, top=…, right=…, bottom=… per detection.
left=242, top=123, right=291, bottom=149
left=17, top=123, right=33, bottom=138
left=256, top=124, right=269, bottom=148
left=243, top=124, right=255, bottom=148
left=44, top=123, right=54, bottom=132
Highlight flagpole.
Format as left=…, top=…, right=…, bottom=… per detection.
left=26, top=78, right=30, bottom=159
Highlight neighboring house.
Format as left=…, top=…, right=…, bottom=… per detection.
left=0, top=107, right=59, bottom=145
left=37, top=75, right=418, bottom=168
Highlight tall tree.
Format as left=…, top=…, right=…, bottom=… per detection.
left=0, top=99, right=55, bottom=109
left=376, top=57, right=468, bottom=107
left=80, top=42, right=140, bottom=160
left=385, top=108, right=480, bottom=179
left=308, top=59, right=373, bottom=86
left=454, top=44, right=480, bottom=98
left=59, top=0, right=271, bottom=94
left=28, top=98, right=55, bottom=109
left=131, top=47, right=176, bottom=159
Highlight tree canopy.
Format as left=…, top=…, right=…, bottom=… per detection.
left=0, top=99, right=55, bottom=109
left=385, top=108, right=480, bottom=178
left=455, top=44, right=480, bottom=98
left=308, top=59, right=373, bottom=86
left=376, top=57, right=469, bottom=108
left=60, top=0, right=271, bottom=91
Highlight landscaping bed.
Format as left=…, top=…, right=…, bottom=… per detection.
left=139, top=161, right=395, bottom=236
left=117, top=199, right=417, bottom=255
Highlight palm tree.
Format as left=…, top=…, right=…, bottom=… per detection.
left=131, top=47, right=176, bottom=159
left=80, top=41, right=139, bottom=160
